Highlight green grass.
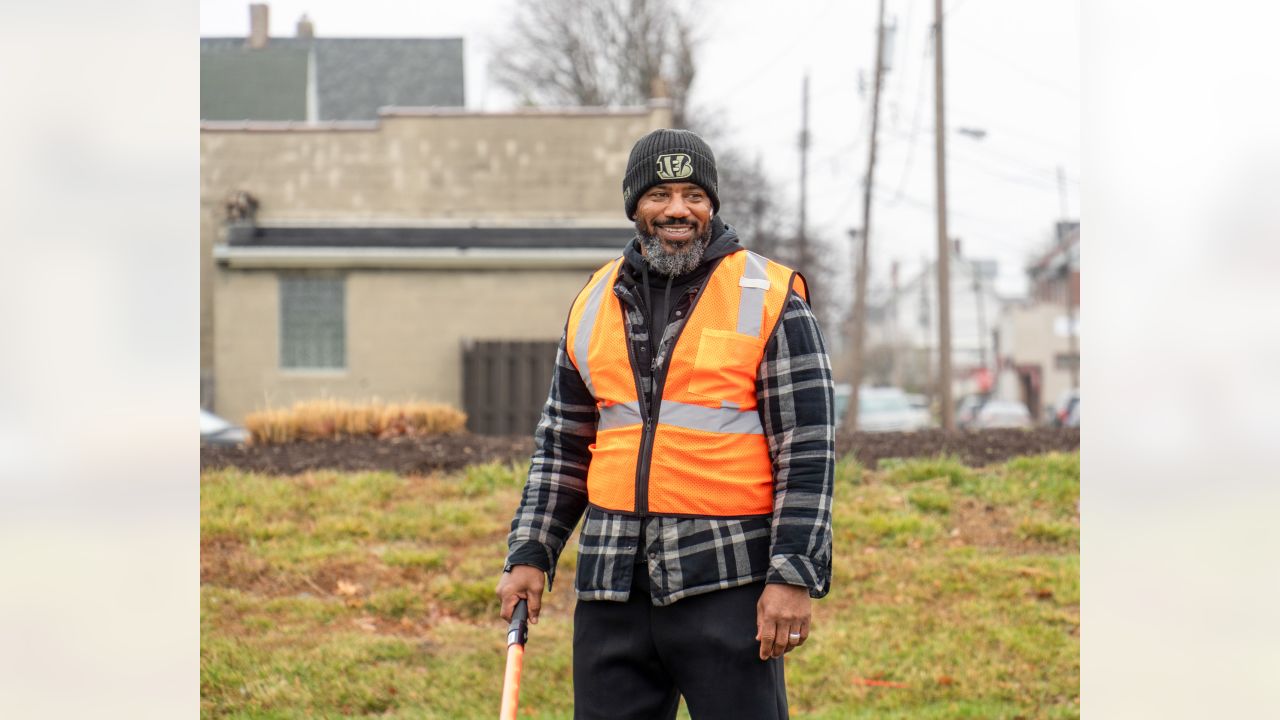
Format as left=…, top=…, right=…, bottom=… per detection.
left=881, top=455, right=974, bottom=487
left=202, top=452, right=1079, bottom=718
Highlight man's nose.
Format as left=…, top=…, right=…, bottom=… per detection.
left=665, top=194, right=690, bottom=218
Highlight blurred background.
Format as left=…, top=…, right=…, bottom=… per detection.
left=197, top=0, right=1080, bottom=436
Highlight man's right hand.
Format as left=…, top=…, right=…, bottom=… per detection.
left=496, top=565, right=546, bottom=624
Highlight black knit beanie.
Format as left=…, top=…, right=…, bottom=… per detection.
left=622, top=129, right=720, bottom=220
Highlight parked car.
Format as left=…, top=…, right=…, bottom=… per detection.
left=972, top=400, right=1033, bottom=429
left=201, top=409, right=250, bottom=446
left=904, top=393, right=929, bottom=412
left=1050, top=388, right=1079, bottom=427
left=855, top=386, right=933, bottom=432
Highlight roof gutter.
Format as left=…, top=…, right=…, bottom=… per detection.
left=213, top=245, right=619, bottom=270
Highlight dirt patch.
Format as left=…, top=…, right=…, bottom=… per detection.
left=947, top=497, right=1022, bottom=550
left=947, top=496, right=1078, bottom=553
left=203, top=428, right=1076, bottom=476
left=201, top=534, right=272, bottom=589
left=201, top=433, right=535, bottom=476
left=838, top=427, right=1079, bottom=469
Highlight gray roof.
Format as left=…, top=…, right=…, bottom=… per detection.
left=201, top=37, right=465, bottom=121
left=227, top=225, right=629, bottom=249
left=201, top=46, right=309, bottom=121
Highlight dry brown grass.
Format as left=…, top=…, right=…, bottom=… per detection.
left=244, top=400, right=467, bottom=445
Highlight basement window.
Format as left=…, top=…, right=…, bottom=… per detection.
left=279, top=274, right=346, bottom=370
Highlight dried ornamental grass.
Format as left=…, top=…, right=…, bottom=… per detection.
left=244, top=400, right=467, bottom=445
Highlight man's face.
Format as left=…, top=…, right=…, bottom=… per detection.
left=634, top=182, right=714, bottom=276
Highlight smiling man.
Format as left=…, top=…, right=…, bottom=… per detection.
left=497, top=129, right=835, bottom=719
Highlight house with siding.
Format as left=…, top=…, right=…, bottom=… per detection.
left=860, top=244, right=1004, bottom=398
left=998, top=222, right=1080, bottom=420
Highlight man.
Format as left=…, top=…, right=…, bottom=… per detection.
left=496, top=128, right=834, bottom=719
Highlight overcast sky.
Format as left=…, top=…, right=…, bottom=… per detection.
left=200, top=0, right=1080, bottom=299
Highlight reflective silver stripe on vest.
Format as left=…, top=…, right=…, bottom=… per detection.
left=574, top=260, right=619, bottom=398
left=598, top=401, right=643, bottom=431
left=659, top=399, right=764, bottom=435
left=736, top=251, right=771, bottom=336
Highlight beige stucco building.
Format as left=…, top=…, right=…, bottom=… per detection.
left=202, top=102, right=672, bottom=426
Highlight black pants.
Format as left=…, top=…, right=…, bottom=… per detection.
left=572, top=567, right=788, bottom=720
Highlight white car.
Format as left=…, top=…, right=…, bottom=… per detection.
left=201, top=409, right=250, bottom=446
left=855, top=387, right=933, bottom=432
left=972, top=400, right=1032, bottom=429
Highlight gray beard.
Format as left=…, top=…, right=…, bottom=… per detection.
left=637, top=222, right=714, bottom=276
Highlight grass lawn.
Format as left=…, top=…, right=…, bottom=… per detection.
left=201, top=452, right=1079, bottom=719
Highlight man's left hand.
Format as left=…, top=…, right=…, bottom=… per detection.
left=755, top=583, right=811, bottom=660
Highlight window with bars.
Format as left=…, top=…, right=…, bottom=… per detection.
left=279, top=274, right=346, bottom=370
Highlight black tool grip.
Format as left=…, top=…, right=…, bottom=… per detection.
left=507, top=599, right=529, bottom=647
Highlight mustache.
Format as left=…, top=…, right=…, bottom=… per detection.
left=653, top=218, right=697, bottom=227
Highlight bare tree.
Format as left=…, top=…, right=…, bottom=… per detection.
left=490, top=0, right=846, bottom=331
left=490, top=0, right=698, bottom=126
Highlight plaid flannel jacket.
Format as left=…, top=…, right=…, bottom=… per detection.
left=505, top=251, right=835, bottom=606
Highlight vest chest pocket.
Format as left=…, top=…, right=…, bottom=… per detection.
left=689, top=328, right=766, bottom=407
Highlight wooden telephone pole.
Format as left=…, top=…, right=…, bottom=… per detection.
left=933, top=0, right=955, bottom=431
left=844, top=0, right=888, bottom=432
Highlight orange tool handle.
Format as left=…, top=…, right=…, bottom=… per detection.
left=499, top=599, right=529, bottom=720
left=499, top=644, right=525, bottom=719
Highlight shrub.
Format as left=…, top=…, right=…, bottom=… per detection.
left=244, top=399, right=467, bottom=445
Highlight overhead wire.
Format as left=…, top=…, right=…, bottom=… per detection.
left=696, top=0, right=843, bottom=108
left=885, top=18, right=934, bottom=208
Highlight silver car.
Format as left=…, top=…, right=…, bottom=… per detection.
left=972, top=400, right=1033, bottom=429
left=200, top=409, right=250, bottom=446
left=855, top=387, right=934, bottom=432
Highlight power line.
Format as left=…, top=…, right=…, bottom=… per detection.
left=942, top=0, right=976, bottom=19
left=888, top=0, right=919, bottom=117
left=697, top=0, right=842, bottom=107
left=868, top=187, right=1035, bottom=252
left=883, top=124, right=1080, bottom=187
left=950, top=34, right=1079, bottom=102
left=948, top=103, right=1079, bottom=154
left=886, top=24, right=934, bottom=207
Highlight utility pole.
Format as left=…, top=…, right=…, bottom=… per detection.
left=844, top=0, right=888, bottom=432
left=798, top=73, right=811, bottom=276
left=933, top=0, right=955, bottom=431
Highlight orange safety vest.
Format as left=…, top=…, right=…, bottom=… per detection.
left=565, top=249, right=805, bottom=517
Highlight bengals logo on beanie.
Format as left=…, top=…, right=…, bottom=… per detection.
left=622, top=129, right=720, bottom=220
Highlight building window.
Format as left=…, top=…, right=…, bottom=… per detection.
left=279, top=274, right=345, bottom=369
